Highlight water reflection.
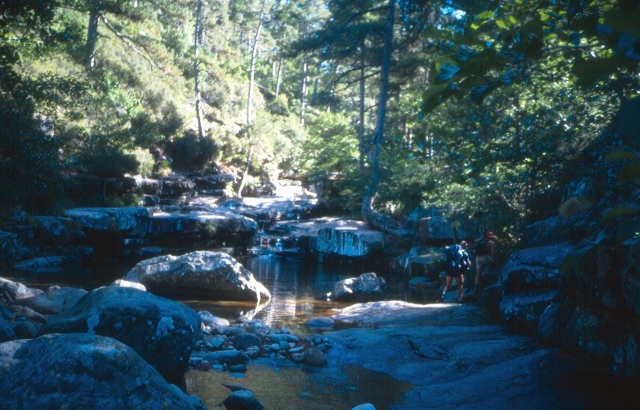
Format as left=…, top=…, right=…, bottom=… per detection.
left=1, top=253, right=437, bottom=335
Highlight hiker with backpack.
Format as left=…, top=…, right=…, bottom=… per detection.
left=473, top=231, right=497, bottom=292
left=438, top=241, right=471, bottom=303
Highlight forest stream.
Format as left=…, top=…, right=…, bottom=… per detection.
left=4, top=253, right=633, bottom=409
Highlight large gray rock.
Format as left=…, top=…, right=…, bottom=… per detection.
left=327, top=301, right=577, bottom=409
left=0, top=316, right=16, bottom=342
left=38, top=286, right=200, bottom=386
left=9, top=286, right=87, bottom=315
left=124, top=251, right=271, bottom=302
left=298, top=218, right=384, bottom=257
left=523, top=215, right=587, bottom=247
left=149, top=207, right=258, bottom=235
left=405, top=206, right=469, bottom=243
left=0, top=277, right=43, bottom=303
left=215, top=196, right=320, bottom=224
left=0, top=333, right=205, bottom=409
left=549, top=242, right=640, bottom=376
left=222, top=389, right=264, bottom=410
left=330, top=272, right=388, bottom=302
left=499, top=290, right=557, bottom=333
left=65, top=207, right=152, bottom=237
left=500, top=243, right=576, bottom=294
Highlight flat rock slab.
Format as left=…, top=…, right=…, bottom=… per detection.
left=326, top=301, right=584, bottom=410
left=296, top=218, right=384, bottom=257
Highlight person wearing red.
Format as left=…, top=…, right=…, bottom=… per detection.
left=474, top=232, right=497, bottom=292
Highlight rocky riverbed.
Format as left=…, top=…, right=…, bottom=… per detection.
left=186, top=297, right=612, bottom=410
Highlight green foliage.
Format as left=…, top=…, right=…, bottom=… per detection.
left=0, top=100, right=63, bottom=213
left=166, top=132, right=218, bottom=171
left=76, top=143, right=140, bottom=178
left=421, top=0, right=640, bottom=114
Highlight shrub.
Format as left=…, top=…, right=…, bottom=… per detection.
left=166, top=132, right=218, bottom=170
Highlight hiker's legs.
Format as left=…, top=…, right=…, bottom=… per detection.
left=456, top=274, right=464, bottom=299
left=475, top=255, right=494, bottom=289
left=442, top=275, right=453, bottom=294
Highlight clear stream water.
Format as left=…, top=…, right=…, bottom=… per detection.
left=1, top=251, right=432, bottom=409
left=3, top=253, right=639, bottom=409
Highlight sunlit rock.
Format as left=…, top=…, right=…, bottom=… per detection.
left=298, top=218, right=384, bottom=257
left=330, top=272, right=388, bottom=302
left=124, top=251, right=271, bottom=303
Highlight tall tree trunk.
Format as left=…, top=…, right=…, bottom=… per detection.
left=237, top=0, right=266, bottom=197
left=85, top=9, right=100, bottom=70
left=300, top=61, right=308, bottom=125
left=361, top=0, right=395, bottom=230
left=358, top=46, right=366, bottom=173
left=275, top=58, right=283, bottom=97
left=194, top=0, right=205, bottom=139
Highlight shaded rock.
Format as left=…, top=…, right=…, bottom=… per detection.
left=223, top=389, right=264, bottom=410
left=123, top=251, right=271, bottom=302
left=500, top=243, right=576, bottom=294
left=11, top=319, right=38, bottom=339
left=499, top=290, right=557, bottom=333
left=394, top=248, right=440, bottom=277
left=302, top=348, right=328, bottom=367
left=305, top=317, right=334, bottom=329
left=7, top=305, right=46, bottom=323
left=0, top=333, right=205, bottom=409
left=11, top=255, right=67, bottom=272
left=0, top=316, right=16, bottom=342
left=234, top=332, right=263, bottom=350
left=330, top=272, right=388, bottom=302
left=550, top=242, right=640, bottom=376
left=297, top=218, right=384, bottom=257
left=10, top=286, right=87, bottom=315
left=405, top=206, right=469, bottom=244
left=536, top=301, right=560, bottom=345
left=524, top=214, right=587, bottom=247
left=38, top=286, right=200, bottom=386
left=203, top=350, right=250, bottom=366
left=65, top=207, right=152, bottom=237
left=0, top=231, right=24, bottom=268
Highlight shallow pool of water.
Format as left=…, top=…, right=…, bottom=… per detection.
left=1, top=253, right=435, bottom=335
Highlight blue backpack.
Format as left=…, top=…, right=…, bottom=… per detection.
left=446, top=244, right=462, bottom=271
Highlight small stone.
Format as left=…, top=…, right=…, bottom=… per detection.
left=305, top=317, right=334, bottom=329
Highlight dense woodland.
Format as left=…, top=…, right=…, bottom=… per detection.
left=1, top=0, right=639, bottom=252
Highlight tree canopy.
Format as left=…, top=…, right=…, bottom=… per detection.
left=0, top=0, right=638, bottom=246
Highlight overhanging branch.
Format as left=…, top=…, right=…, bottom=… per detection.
left=99, top=14, right=162, bottom=70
